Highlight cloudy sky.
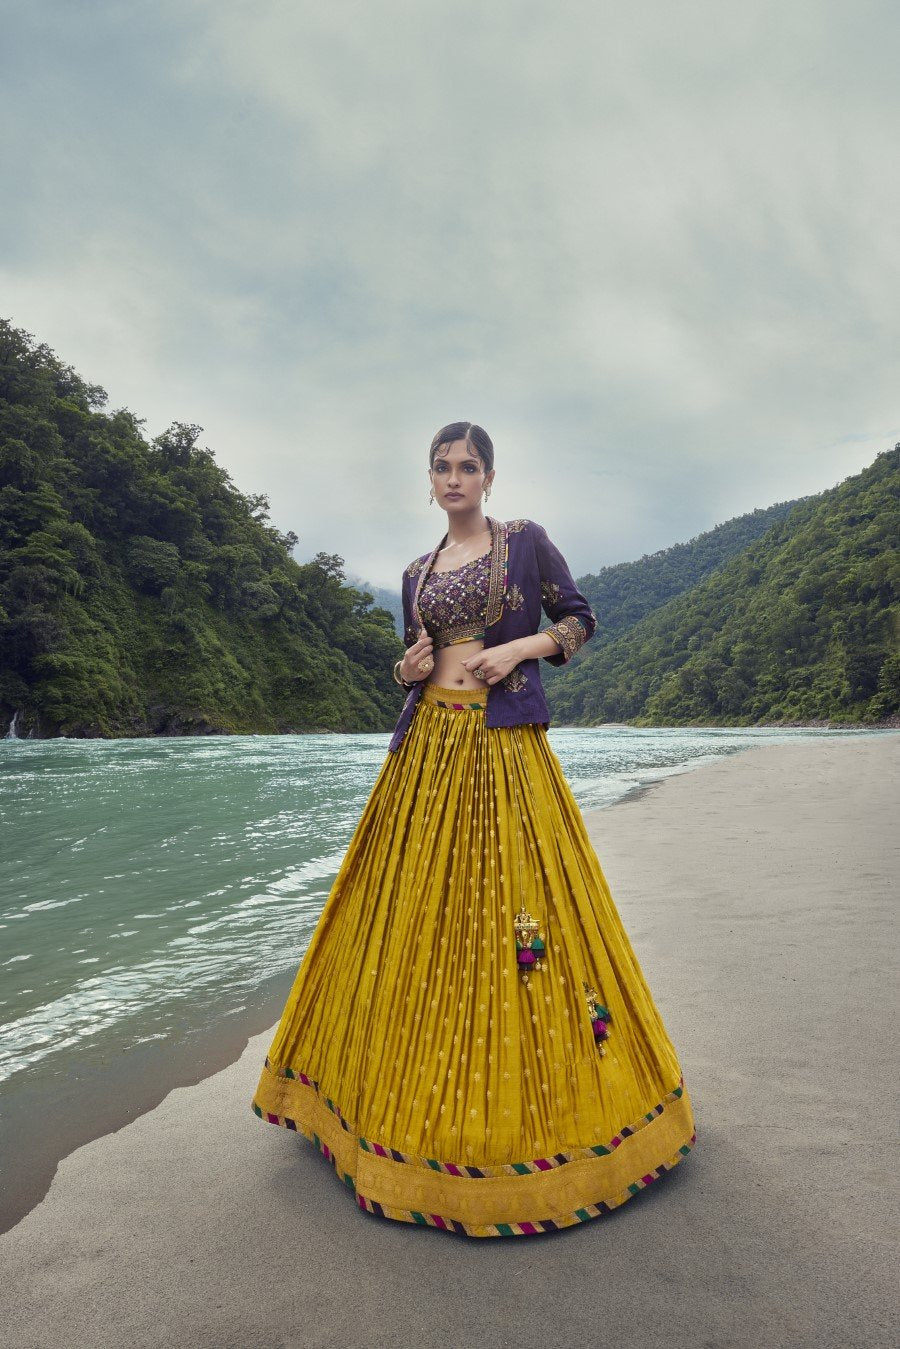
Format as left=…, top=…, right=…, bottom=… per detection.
left=2, top=1, right=897, bottom=587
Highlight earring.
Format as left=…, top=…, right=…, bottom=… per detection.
left=483, top=485, right=491, bottom=501
left=428, top=487, right=434, bottom=505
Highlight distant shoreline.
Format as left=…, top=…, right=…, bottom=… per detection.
left=4, top=716, right=899, bottom=742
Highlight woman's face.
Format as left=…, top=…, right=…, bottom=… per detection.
left=429, top=439, right=495, bottom=513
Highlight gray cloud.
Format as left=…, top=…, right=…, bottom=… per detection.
left=2, top=0, right=897, bottom=586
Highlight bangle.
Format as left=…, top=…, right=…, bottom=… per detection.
left=393, top=658, right=414, bottom=690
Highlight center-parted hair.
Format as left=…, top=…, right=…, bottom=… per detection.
left=428, top=422, right=494, bottom=473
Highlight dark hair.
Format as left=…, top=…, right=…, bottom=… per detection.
left=428, top=421, right=494, bottom=473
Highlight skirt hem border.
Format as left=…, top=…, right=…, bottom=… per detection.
left=251, top=1062, right=697, bottom=1238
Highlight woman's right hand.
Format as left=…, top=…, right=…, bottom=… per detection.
left=400, top=628, right=434, bottom=682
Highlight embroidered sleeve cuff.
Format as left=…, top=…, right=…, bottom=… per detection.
left=543, top=615, right=588, bottom=663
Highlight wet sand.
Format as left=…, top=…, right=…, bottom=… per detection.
left=0, top=971, right=297, bottom=1235
left=1, top=735, right=897, bottom=1348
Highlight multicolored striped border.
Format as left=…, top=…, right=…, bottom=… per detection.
left=354, top=1133, right=697, bottom=1236
left=430, top=698, right=486, bottom=711
left=421, top=682, right=487, bottom=712
left=252, top=1059, right=697, bottom=1238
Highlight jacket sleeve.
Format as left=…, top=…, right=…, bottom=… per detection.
left=531, top=521, right=597, bottom=666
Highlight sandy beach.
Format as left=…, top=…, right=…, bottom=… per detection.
left=1, top=734, right=897, bottom=1348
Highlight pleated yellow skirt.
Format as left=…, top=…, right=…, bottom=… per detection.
left=251, top=681, right=696, bottom=1237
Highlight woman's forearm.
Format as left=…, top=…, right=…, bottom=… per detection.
left=511, top=632, right=562, bottom=661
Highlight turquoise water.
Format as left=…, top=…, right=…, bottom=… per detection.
left=0, top=723, right=887, bottom=1099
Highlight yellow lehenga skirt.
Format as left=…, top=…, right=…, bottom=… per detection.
left=251, top=681, right=696, bottom=1237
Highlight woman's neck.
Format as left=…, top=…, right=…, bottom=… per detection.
left=443, top=508, right=490, bottom=548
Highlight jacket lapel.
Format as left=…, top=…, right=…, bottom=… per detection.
left=485, top=515, right=508, bottom=627
left=411, top=533, right=446, bottom=633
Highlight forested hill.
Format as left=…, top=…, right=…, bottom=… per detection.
left=574, top=499, right=802, bottom=646
left=547, top=446, right=900, bottom=726
left=0, top=319, right=402, bottom=737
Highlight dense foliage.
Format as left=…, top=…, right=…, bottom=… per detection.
left=548, top=447, right=900, bottom=726
left=0, top=319, right=403, bottom=737
left=541, top=497, right=802, bottom=697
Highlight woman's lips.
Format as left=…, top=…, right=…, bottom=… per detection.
left=445, top=492, right=463, bottom=499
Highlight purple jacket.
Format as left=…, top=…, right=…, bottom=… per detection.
left=388, top=516, right=597, bottom=752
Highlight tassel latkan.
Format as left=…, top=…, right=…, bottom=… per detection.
left=583, top=981, right=613, bottom=1056
left=514, top=906, right=547, bottom=984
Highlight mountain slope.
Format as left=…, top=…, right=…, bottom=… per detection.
left=576, top=499, right=802, bottom=645
left=547, top=447, right=900, bottom=725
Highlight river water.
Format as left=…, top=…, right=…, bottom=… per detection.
left=0, top=723, right=887, bottom=1226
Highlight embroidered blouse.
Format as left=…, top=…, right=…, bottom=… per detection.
left=417, top=548, right=492, bottom=648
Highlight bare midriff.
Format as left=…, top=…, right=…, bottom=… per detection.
left=427, top=637, right=489, bottom=691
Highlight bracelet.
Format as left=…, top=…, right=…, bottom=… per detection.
left=393, top=658, right=414, bottom=690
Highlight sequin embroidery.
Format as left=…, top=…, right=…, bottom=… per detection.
left=418, top=549, right=492, bottom=649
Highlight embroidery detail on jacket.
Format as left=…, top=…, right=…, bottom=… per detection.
left=546, top=615, right=587, bottom=661
left=541, top=578, right=563, bottom=607
left=505, top=582, right=525, bottom=611
left=502, top=666, right=528, bottom=692
left=406, top=556, right=426, bottom=577
left=484, top=516, right=507, bottom=627
left=412, top=535, right=446, bottom=631
left=507, top=518, right=528, bottom=533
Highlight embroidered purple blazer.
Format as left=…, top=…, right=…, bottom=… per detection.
left=388, top=516, right=597, bottom=752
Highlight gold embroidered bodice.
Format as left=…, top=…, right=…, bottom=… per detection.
left=417, top=548, right=492, bottom=649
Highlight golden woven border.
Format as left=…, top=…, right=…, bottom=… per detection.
left=252, top=1064, right=696, bottom=1235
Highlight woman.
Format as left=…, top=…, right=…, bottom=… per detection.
left=251, top=421, right=696, bottom=1237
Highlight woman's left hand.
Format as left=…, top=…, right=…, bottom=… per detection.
left=460, top=641, right=524, bottom=686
